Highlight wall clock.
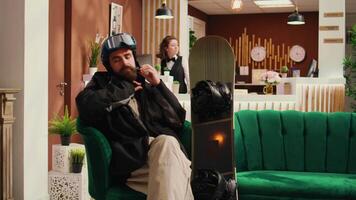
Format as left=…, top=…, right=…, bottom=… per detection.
left=250, top=46, right=266, bottom=62
left=289, top=45, right=306, bottom=62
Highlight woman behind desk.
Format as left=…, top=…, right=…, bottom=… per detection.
left=157, top=36, right=189, bottom=93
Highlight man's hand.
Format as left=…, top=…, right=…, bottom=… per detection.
left=139, top=64, right=161, bottom=86
left=133, top=81, right=143, bottom=92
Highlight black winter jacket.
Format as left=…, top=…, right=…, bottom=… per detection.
left=76, top=72, right=186, bottom=183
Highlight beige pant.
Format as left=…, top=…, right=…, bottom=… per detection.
left=126, top=135, right=194, bottom=200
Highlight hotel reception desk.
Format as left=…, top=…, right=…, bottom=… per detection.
left=178, top=77, right=345, bottom=121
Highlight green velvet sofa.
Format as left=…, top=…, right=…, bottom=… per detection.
left=76, top=118, right=192, bottom=200
left=234, top=110, right=356, bottom=200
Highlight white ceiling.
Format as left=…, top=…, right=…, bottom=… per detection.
left=188, top=0, right=356, bottom=15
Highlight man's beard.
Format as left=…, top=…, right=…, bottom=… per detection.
left=118, top=65, right=137, bottom=81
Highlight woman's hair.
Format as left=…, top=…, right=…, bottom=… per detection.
left=156, top=35, right=179, bottom=60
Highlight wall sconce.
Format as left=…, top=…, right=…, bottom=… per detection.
left=155, top=0, right=173, bottom=19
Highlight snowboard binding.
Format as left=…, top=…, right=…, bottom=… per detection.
left=191, top=80, right=232, bottom=122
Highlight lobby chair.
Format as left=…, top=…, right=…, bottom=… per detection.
left=77, top=118, right=192, bottom=200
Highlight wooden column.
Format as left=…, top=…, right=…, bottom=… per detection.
left=0, top=89, right=19, bottom=200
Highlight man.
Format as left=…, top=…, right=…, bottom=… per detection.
left=76, top=33, right=194, bottom=200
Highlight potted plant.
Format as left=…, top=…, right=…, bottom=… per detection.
left=88, top=33, right=103, bottom=75
left=70, top=148, right=86, bottom=173
left=344, top=24, right=356, bottom=111
left=48, top=105, right=77, bottom=146
left=280, top=66, right=289, bottom=78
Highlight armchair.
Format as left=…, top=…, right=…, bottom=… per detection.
left=76, top=118, right=192, bottom=200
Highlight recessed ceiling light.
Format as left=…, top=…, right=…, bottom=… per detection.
left=254, top=0, right=294, bottom=8
left=231, top=0, right=243, bottom=10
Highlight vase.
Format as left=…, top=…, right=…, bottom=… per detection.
left=89, top=67, right=98, bottom=76
left=60, top=135, right=70, bottom=146
left=263, top=84, right=274, bottom=95
left=164, top=71, right=170, bottom=76
left=281, top=73, right=287, bottom=78
left=71, top=163, right=83, bottom=173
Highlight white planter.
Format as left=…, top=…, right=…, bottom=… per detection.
left=52, top=143, right=86, bottom=173
left=48, top=171, right=91, bottom=200
left=89, top=67, right=97, bottom=76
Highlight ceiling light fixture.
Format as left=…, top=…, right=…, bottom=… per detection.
left=287, top=8, right=305, bottom=25
left=155, top=0, right=173, bottom=19
left=254, top=0, right=294, bottom=8
left=231, top=0, right=243, bottom=10
left=287, top=1, right=305, bottom=25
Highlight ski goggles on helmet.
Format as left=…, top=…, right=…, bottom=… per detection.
left=104, top=33, right=137, bottom=51
left=101, top=33, right=138, bottom=70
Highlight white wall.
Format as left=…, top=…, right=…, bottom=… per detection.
left=23, top=0, right=49, bottom=199
left=318, top=0, right=345, bottom=78
left=180, top=0, right=189, bottom=63
left=0, top=0, right=49, bottom=199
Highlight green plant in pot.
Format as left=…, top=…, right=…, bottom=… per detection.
left=280, top=66, right=289, bottom=78
left=70, top=148, right=86, bottom=173
left=48, top=105, right=77, bottom=146
left=88, top=33, right=103, bottom=75
left=344, top=24, right=356, bottom=111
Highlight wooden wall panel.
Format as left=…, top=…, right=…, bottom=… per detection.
left=296, top=84, right=345, bottom=112
left=207, top=12, right=319, bottom=82
left=143, top=0, right=181, bottom=65
left=229, top=28, right=296, bottom=73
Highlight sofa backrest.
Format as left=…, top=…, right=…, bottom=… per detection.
left=234, top=110, right=356, bottom=174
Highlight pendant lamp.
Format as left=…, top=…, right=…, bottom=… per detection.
left=287, top=1, right=305, bottom=25
left=155, top=0, right=173, bottom=19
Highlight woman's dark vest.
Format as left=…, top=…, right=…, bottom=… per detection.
left=160, top=56, right=187, bottom=93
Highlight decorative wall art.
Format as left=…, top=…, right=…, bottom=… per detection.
left=110, top=3, right=123, bottom=36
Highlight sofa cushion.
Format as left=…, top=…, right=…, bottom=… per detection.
left=235, top=111, right=356, bottom=174
left=238, top=171, right=356, bottom=199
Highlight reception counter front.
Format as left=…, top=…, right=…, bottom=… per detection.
left=178, top=77, right=345, bottom=121
left=277, top=77, right=345, bottom=112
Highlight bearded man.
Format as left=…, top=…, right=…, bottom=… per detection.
left=76, top=33, right=194, bottom=200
